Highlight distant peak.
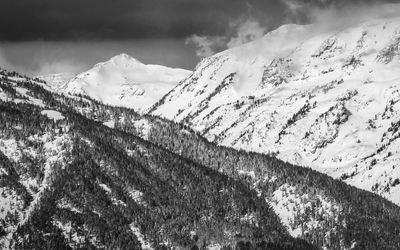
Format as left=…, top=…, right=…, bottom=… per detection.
left=112, top=53, right=131, bottom=59
left=109, top=53, right=142, bottom=66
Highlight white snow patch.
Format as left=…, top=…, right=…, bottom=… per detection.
left=0, top=138, right=22, bottom=162
left=237, top=170, right=256, bottom=179
left=0, top=92, right=7, bottom=101
left=270, top=184, right=342, bottom=240
left=132, top=119, right=152, bottom=139
left=128, top=188, right=144, bottom=205
left=41, top=110, right=65, bottom=121
left=130, top=223, right=153, bottom=250
left=207, top=244, right=222, bottom=250
left=98, top=182, right=128, bottom=207
left=98, top=183, right=112, bottom=193
left=15, top=87, right=46, bottom=107
left=103, top=120, right=115, bottom=129
left=57, top=198, right=82, bottom=214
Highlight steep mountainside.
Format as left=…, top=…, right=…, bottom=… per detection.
left=1, top=69, right=398, bottom=249
left=58, top=54, right=191, bottom=113
left=0, top=69, right=312, bottom=249
left=149, top=16, right=400, bottom=205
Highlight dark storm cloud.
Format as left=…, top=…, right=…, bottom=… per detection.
left=0, top=0, right=279, bottom=41
left=1, top=0, right=399, bottom=41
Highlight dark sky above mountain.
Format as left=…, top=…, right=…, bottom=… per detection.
left=1, top=0, right=397, bottom=41
left=0, top=0, right=399, bottom=75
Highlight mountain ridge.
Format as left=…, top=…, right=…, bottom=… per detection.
left=149, top=16, right=400, bottom=205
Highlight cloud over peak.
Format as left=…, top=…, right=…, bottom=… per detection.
left=187, top=18, right=267, bottom=58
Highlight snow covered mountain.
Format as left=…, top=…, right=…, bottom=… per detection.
left=150, top=16, right=400, bottom=205
left=59, top=53, right=191, bottom=112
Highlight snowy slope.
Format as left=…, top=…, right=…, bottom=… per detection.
left=150, top=16, right=400, bottom=205
left=59, top=54, right=191, bottom=112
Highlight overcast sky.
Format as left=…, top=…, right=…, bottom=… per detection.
left=0, top=0, right=399, bottom=75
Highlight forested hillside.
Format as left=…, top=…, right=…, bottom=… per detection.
left=1, top=68, right=400, bottom=249
left=0, top=69, right=313, bottom=249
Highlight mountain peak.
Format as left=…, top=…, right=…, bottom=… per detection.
left=59, top=53, right=192, bottom=112
left=108, top=53, right=142, bottom=66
